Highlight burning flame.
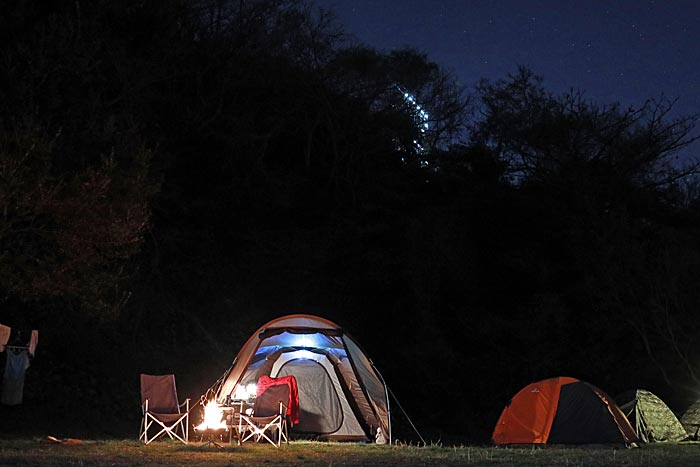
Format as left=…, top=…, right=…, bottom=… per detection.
left=196, top=400, right=228, bottom=431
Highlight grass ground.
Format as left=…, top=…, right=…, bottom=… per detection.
left=2, top=439, right=700, bottom=467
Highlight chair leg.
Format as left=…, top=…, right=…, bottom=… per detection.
left=142, top=418, right=153, bottom=444
left=182, top=403, right=189, bottom=443
left=238, top=415, right=286, bottom=447
left=139, top=417, right=145, bottom=443
left=141, top=414, right=189, bottom=445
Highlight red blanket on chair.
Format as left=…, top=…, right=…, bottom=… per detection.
left=256, top=375, right=300, bottom=426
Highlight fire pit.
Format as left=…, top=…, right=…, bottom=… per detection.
left=194, top=400, right=230, bottom=448
left=193, top=426, right=229, bottom=448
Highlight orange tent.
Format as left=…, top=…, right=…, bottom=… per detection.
left=492, top=376, right=638, bottom=446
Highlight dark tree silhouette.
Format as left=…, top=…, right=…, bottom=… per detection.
left=0, top=0, right=157, bottom=316
left=470, top=66, right=700, bottom=400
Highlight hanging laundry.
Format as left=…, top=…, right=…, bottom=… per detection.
left=0, top=324, right=10, bottom=352
left=1, top=348, right=31, bottom=405
left=28, top=330, right=38, bottom=357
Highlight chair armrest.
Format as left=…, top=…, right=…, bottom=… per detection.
left=179, top=398, right=191, bottom=412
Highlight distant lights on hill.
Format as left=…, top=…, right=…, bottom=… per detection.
left=401, top=90, right=430, bottom=132
left=397, top=85, right=430, bottom=155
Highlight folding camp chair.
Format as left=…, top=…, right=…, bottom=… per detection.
left=139, top=374, right=191, bottom=444
left=238, top=383, right=290, bottom=447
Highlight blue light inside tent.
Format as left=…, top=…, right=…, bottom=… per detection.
left=254, top=331, right=344, bottom=356
left=272, top=331, right=324, bottom=348
left=289, top=349, right=319, bottom=360
left=292, top=334, right=316, bottom=348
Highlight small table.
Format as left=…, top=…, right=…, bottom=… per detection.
left=223, top=400, right=254, bottom=445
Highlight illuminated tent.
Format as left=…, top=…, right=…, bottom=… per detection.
left=616, top=389, right=687, bottom=443
left=492, top=376, right=639, bottom=446
left=210, top=314, right=390, bottom=443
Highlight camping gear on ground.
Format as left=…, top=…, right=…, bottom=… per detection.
left=238, top=379, right=292, bottom=447
left=616, top=389, right=687, bottom=443
left=209, top=314, right=391, bottom=443
left=47, top=436, right=83, bottom=445
left=139, top=374, right=191, bottom=444
left=492, top=376, right=639, bottom=446
left=680, top=399, right=700, bottom=440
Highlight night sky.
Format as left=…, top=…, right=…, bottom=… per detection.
left=316, top=0, right=700, bottom=156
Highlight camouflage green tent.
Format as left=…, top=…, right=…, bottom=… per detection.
left=680, top=399, right=700, bottom=440
left=616, top=389, right=687, bottom=443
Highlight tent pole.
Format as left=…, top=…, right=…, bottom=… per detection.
left=369, top=362, right=392, bottom=444
left=371, top=363, right=426, bottom=445
left=385, top=383, right=426, bottom=445
left=385, top=376, right=392, bottom=445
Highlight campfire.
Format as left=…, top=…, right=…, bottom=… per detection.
left=196, top=400, right=228, bottom=431
left=194, top=400, right=229, bottom=447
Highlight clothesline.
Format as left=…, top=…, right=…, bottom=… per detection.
left=0, top=324, right=38, bottom=356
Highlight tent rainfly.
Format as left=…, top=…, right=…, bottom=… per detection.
left=209, top=314, right=390, bottom=443
left=492, top=376, right=639, bottom=446
left=616, top=389, right=687, bottom=443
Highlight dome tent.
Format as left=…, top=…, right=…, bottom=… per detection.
left=492, top=376, right=639, bottom=446
left=209, top=314, right=390, bottom=443
left=680, top=399, right=700, bottom=440
left=616, top=389, right=687, bottom=443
